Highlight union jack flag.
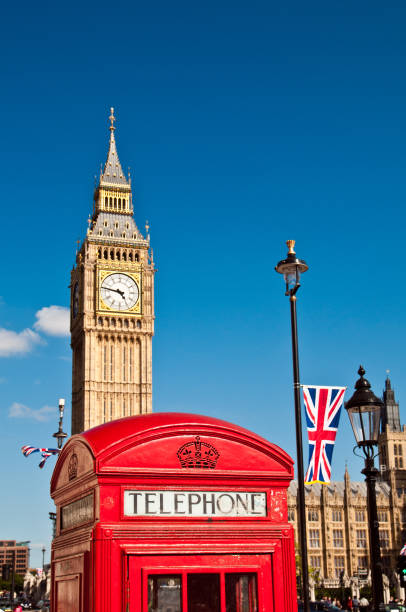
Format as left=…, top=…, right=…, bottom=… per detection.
left=303, top=386, right=346, bottom=484
left=21, top=445, right=60, bottom=469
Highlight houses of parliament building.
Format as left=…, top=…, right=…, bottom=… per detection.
left=69, top=110, right=405, bottom=583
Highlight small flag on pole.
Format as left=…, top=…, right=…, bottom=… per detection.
left=21, top=445, right=60, bottom=469
left=302, top=386, right=346, bottom=484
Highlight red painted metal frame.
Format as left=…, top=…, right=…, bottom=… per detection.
left=51, top=412, right=297, bottom=612
left=132, top=554, right=273, bottom=612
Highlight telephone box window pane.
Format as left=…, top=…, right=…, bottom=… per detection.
left=225, top=573, right=258, bottom=612
left=147, top=574, right=181, bottom=612
left=187, top=573, right=220, bottom=612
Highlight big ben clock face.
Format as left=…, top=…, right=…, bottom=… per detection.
left=100, top=273, right=140, bottom=311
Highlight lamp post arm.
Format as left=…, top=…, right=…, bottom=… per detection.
left=290, top=294, right=310, bottom=612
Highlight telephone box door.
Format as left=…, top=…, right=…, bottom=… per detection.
left=129, top=554, right=274, bottom=612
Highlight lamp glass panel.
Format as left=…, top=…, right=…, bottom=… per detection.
left=284, top=269, right=300, bottom=291
left=348, top=404, right=381, bottom=445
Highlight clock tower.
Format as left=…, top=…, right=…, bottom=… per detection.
left=70, top=109, right=155, bottom=434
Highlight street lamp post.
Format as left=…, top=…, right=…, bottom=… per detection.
left=42, top=547, right=46, bottom=570
left=275, top=240, right=310, bottom=612
left=53, top=398, right=68, bottom=449
left=345, top=366, right=385, bottom=612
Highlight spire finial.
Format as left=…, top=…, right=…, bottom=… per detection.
left=286, top=240, right=296, bottom=254
left=109, top=107, right=116, bottom=132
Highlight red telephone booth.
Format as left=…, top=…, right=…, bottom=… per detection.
left=50, top=413, right=297, bottom=612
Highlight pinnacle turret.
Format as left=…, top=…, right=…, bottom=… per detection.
left=381, top=372, right=401, bottom=432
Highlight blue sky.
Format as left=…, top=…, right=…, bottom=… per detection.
left=1, top=0, right=406, bottom=567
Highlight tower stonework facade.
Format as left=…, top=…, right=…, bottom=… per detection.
left=70, top=109, right=155, bottom=434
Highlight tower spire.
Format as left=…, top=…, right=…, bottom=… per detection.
left=99, top=107, right=129, bottom=188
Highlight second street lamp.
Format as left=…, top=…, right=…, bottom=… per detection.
left=53, top=398, right=68, bottom=449
left=345, top=366, right=384, bottom=612
left=275, top=240, right=310, bottom=612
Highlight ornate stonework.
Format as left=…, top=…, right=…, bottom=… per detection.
left=70, top=109, right=155, bottom=434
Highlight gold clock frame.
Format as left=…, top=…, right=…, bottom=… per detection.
left=97, top=269, right=142, bottom=315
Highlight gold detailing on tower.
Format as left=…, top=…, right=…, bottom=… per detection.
left=109, top=107, right=116, bottom=132
left=286, top=240, right=296, bottom=254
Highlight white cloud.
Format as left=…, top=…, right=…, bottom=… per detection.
left=34, top=305, right=70, bottom=337
left=0, top=328, right=42, bottom=357
left=8, top=402, right=57, bottom=422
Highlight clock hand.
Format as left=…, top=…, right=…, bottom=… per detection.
left=102, top=286, right=125, bottom=298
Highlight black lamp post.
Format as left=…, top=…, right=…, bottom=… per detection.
left=53, top=398, right=67, bottom=449
left=345, top=366, right=384, bottom=612
left=42, top=547, right=46, bottom=570
left=275, top=240, right=310, bottom=612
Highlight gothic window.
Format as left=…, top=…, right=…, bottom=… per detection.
left=123, top=346, right=127, bottom=382
left=110, top=399, right=113, bottom=419
left=288, top=509, right=295, bottom=521
left=109, top=197, right=112, bottom=207
left=98, top=230, right=102, bottom=236
left=103, top=346, right=107, bottom=380
left=137, top=320, right=141, bottom=329
left=124, top=319, right=129, bottom=328
left=133, top=233, right=137, bottom=239
left=110, top=345, right=113, bottom=380
left=105, top=196, right=108, bottom=207
left=333, top=529, right=343, bottom=548
left=379, top=530, right=390, bottom=548
left=309, top=530, right=320, bottom=548
left=115, top=222, right=119, bottom=229
left=98, top=317, right=102, bottom=326
left=395, top=444, right=398, bottom=455
left=129, top=346, right=133, bottom=382
left=110, top=249, right=114, bottom=259
left=123, top=399, right=126, bottom=416
left=355, top=510, right=365, bottom=522
left=104, top=220, right=108, bottom=227
left=400, top=457, right=404, bottom=468
left=104, top=250, right=108, bottom=259
left=332, top=510, right=342, bottom=522
left=129, top=252, right=133, bottom=261
left=122, top=232, right=126, bottom=238
left=114, top=197, right=117, bottom=208
left=103, top=399, right=107, bottom=422
left=135, top=253, right=139, bottom=262
left=378, top=511, right=388, bottom=522
left=126, top=222, right=130, bottom=229
left=116, top=250, right=121, bottom=260
left=118, top=199, right=121, bottom=210
left=109, top=231, right=113, bottom=237
left=395, top=457, right=399, bottom=468
left=123, top=251, right=127, bottom=261
left=334, top=557, right=345, bottom=578
left=308, top=509, right=318, bottom=522
left=98, top=248, right=102, bottom=258
left=310, top=556, right=321, bottom=570
left=356, top=530, right=367, bottom=548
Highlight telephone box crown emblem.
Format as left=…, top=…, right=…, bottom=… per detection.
left=177, top=436, right=220, bottom=469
